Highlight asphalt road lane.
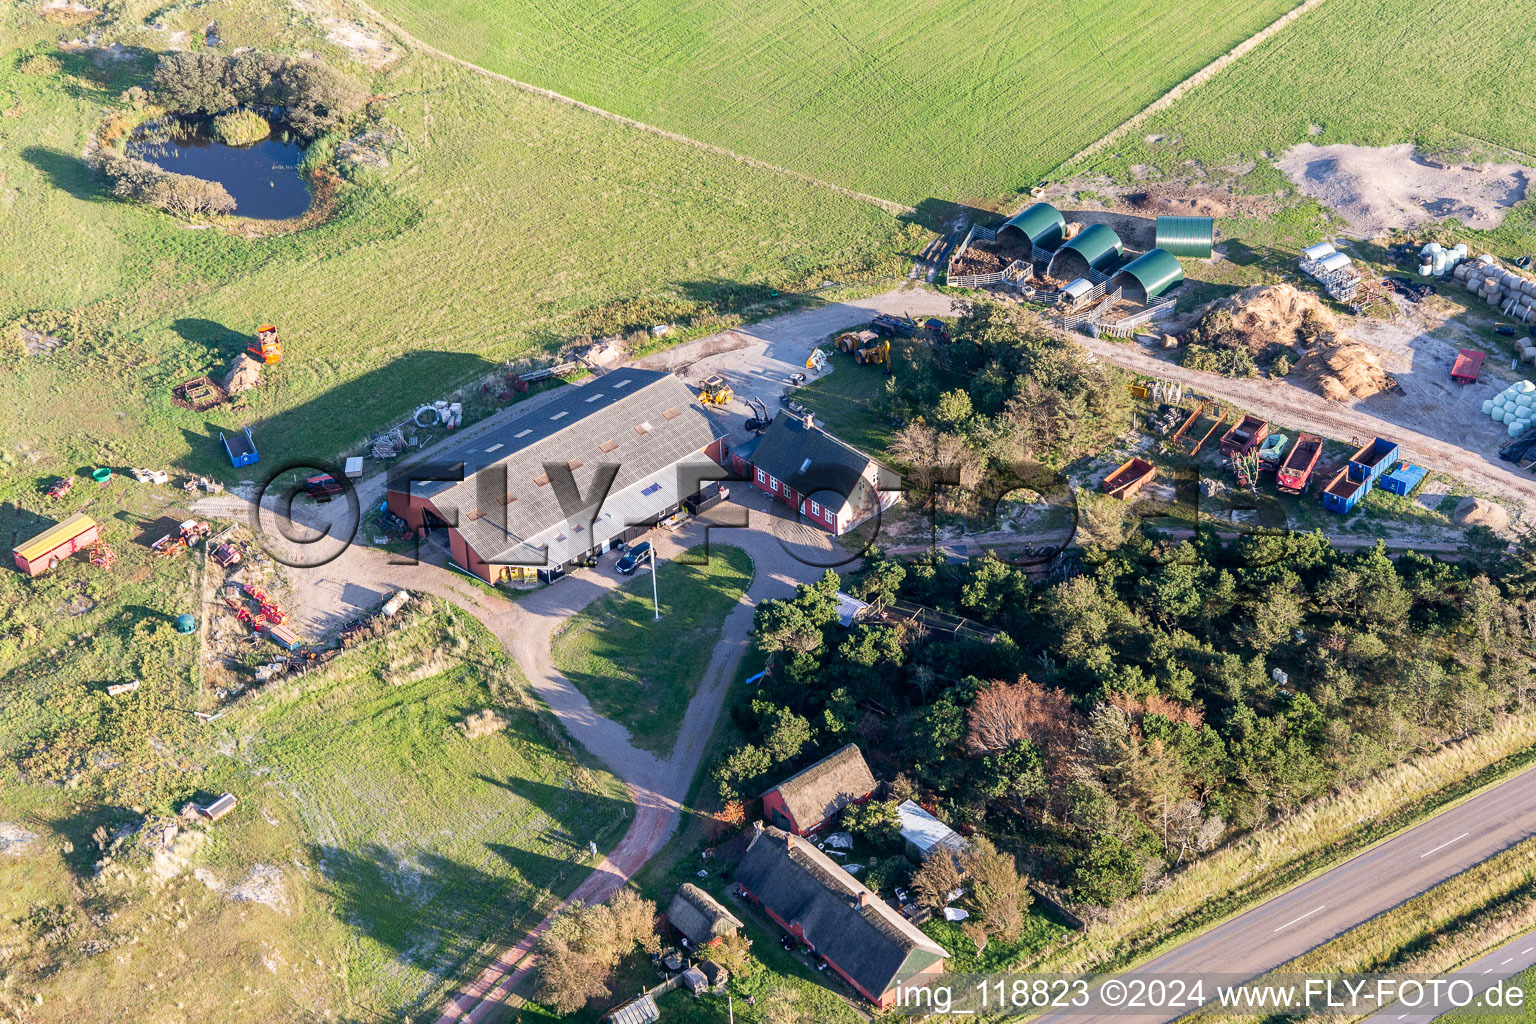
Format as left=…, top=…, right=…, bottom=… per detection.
left=1034, top=764, right=1536, bottom=1023
left=1357, top=927, right=1536, bottom=1024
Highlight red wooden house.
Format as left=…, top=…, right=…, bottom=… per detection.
left=760, top=744, right=877, bottom=837
left=729, top=412, right=900, bottom=535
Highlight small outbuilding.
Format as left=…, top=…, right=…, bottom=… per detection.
left=666, top=883, right=743, bottom=948
left=1154, top=216, right=1215, bottom=259
left=679, top=965, right=709, bottom=995
left=1108, top=248, right=1184, bottom=302
left=1046, top=223, right=1124, bottom=281
left=996, top=202, right=1066, bottom=251
left=201, top=794, right=237, bottom=821
left=698, top=960, right=728, bottom=991
left=896, top=800, right=968, bottom=860
left=604, top=993, right=659, bottom=1024
left=761, top=744, right=877, bottom=836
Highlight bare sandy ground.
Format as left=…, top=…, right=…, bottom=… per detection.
left=1277, top=143, right=1532, bottom=237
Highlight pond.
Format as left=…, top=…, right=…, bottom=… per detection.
left=127, top=121, right=311, bottom=220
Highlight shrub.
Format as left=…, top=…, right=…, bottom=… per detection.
left=20, top=54, right=62, bottom=76
left=101, top=156, right=236, bottom=217
left=1271, top=354, right=1293, bottom=378
left=210, top=109, right=271, bottom=146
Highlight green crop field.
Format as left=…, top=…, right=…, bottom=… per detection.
left=367, top=0, right=1299, bottom=207
left=550, top=545, right=754, bottom=755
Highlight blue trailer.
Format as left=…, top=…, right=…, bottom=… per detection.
left=1379, top=461, right=1428, bottom=496
left=1347, top=437, right=1399, bottom=483
left=1322, top=467, right=1371, bottom=514
left=221, top=427, right=259, bottom=468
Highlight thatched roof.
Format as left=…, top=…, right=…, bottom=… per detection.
left=735, top=826, right=947, bottom=1001
left=666, top=883, right=742, bottom=946
left=764, top=744, right=877, bottom=832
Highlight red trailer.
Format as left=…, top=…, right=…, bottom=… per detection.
left=1102, top=458, right=1156, bottom=500
left=1276, top=434, right=1323, bottom=494
left=1219, top=414, right=1270, bottom=457
left=13, top=513, right=99, bottom=576
left=1451, top=349, right=1486, bottom=384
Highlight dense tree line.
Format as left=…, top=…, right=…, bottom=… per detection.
left=151, top=51, right=368, bottom=137
left=724, top=529, right=1536, bottom=907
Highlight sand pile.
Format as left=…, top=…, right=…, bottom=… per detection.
left=1454, top=497, right=1510, bottom=532
left=222, top=352, right=262, bottom=394
left=1302, top=340, right=1394, bottom=402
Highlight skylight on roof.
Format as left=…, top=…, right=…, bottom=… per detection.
left=799, top=457, right=812, bottom=474
left=635, top=421, right=653, bottom=434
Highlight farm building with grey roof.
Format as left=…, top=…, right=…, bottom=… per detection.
left=386, top=368, right=727, bottom=583
left=735, top=824, right=947, bottom=1006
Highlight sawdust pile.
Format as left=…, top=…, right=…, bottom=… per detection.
left=1454, top=497, right=1510, bottom=532
left=1200, top=284, right=1337, bottom=354
left=1302, top=340, right=1393, bottom=402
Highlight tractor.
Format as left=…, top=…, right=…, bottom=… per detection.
left=836, top=329, right=878, bottom=354
left=697, top=375, right=734, bottom=407
left=853, top=338, right=892, bottom=367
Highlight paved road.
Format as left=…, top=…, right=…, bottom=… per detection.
left=1033, top=763, right=1536, bottom=1023
left=1357, top=926, right=1536, bottom=1024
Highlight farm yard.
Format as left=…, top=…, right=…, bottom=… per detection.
left=365, top=0, right=1301, bottom=208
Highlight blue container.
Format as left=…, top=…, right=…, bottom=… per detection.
left=1322, top=469, right=1371, bottom=514
left=1347, top=437, right=1399, bottom=483
left=1378, top=461, right=1428, bottom=496
left=221, top=426, right=260, bottom=468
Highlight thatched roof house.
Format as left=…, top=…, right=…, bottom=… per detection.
left=761, top=744, right=877, bottom=836
left=666, top=883, right=743, bottom=947
left=735, top=825, right=947, bottom=1007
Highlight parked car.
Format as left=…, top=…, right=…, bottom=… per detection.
left=616, top=541, right=652, bottom=575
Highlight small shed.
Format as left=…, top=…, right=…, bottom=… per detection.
left=344, top=456, right=364, bottom=479
left=666, top=883, right=743, bottom=947
left=202, top=794, right=237, bottom=821
left=13, top=513, right=99, bottom=577
left=1301, top=241, right=1337, bottom=262
left=604, top=993, right=659, bottom=1024
left=896, top=800, right=967, bottom=860
left=1451, top=349, right=1486, bottom=384
left=267, top=624, right=303, bottom=651
left=835, top=591, right=871, bottom=627
left=698, top=960, right=728, bottom=991
left=1108, top=248, right=1184, bottom=302
left=1155, top=216, right=1215, bottom=259
left=679, top=966, right=709, bottom=995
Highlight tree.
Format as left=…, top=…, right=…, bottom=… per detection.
left=842, top=798, right=901, bottom=846
left=759, top=704, right=813, bottom=763
left=713, top=743, right=771, bottom=801
left=964, top=676, right=1079, bottom=765
left=963, top=839, right=1034, bottom=941
left=534, top=891, right=659, bottom=1013
left=752, top=572, right=840, bottom=655
left=911, top=850, right=964, bottom=910
left=1070, top=836, right=1144, bottom=905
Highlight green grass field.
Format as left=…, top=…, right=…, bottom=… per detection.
left=368, top=0, right=1300, bottom=207
left=0, top=0, right=917, bottom=482
left=550, top=545, right=754, bottom=755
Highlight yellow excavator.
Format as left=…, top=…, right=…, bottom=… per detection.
left=697, top=374, right=734, bottom=407
left=853, top=338, right=891, bottom=366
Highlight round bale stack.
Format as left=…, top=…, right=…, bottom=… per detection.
left=1454, top=257, right=1536, bottom=324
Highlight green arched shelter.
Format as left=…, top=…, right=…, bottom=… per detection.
left=1109, top=248, right=1184, bottom=302
left=1154, top=216, right=1215, bottom=259
left=1046, top=223, right=1124, bottom=281
left=997, top=202, right=1066, bottom=251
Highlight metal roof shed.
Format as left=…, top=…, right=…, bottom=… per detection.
left=1047, top=223, right=1124, bottom=281
left=1155, top=216, right=1215, bottom=258
left=1108, top=248, right=1184, bottom=302
left=997, top=202, right=1066, bottom=251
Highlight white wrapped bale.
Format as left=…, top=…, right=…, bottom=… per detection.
left=1483, top=399, right=1495, bottom=414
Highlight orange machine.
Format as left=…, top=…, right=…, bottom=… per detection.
left=249, top=325, right=283, bottom=365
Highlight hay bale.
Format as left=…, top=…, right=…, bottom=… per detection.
left=1301, top=338, right=1392, bottom=401
left=1453, top=497, right=1509, bottom=532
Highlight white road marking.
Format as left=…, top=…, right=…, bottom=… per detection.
left=1482, top=968, right=1493, bottom=974
left=1502, top=957, right=1514, bottom=965
left=1273, top=905, right=1326, bottom=932
left=1418, top=832, right=1470, bottom=858
left=1523, top=947, right=1534, bottom=954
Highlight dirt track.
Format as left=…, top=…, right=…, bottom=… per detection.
left=1078, top=333, right=1536, bottom=510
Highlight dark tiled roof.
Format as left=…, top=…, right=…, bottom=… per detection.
left=391, top=368, right=721, bottom=562
left=747, top=411, right=894, bottom=503
left=765, top=744, right=877, bottom=831
left=735, top=826, right=946, bottom=1000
